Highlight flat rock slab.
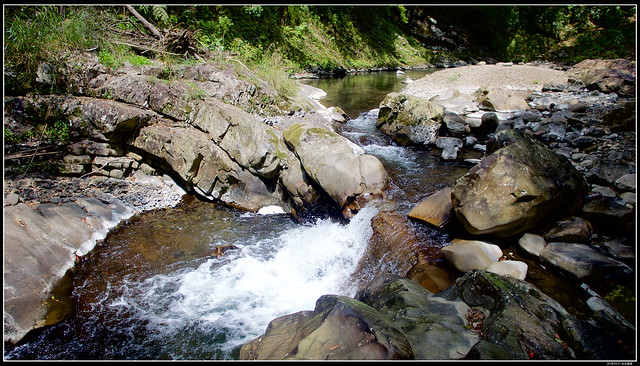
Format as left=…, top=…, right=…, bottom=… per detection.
left=3, top=198, right=132, bottom=344
left=408, top=186, right=453, bottom=228
left=539, top=242, right=633, bottom=283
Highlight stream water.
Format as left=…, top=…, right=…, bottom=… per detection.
left=8, top=70, right=630, bottom=360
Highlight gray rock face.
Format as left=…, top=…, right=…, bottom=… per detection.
left=3, top=198, right=133, bottom=343
left=283, top=122, right=388, bottom=218
left=356, top=274, right=479, bottom=360
left=376, top=92, right=445, bottom=146
left=451, top=129, right=589, bottom=237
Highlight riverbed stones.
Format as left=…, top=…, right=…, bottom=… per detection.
left=518, top=233, right=547, bottom=257
left=443, top=110, right=471, bottom=136
left=441, top=239, right=503, bottom=273
left=376, top=92, right=445, bottom=146
left=451, top=129, right=589, bottom=237
left=475, top=86, right=531, bottom=112
left=239, top=294, right=414, bottom=360
left=581, top=197, right=635, bottom=235
left=436, top=137, right=463, bottom=160
left=614, top=173, right=636, bottom=192
left=567, top=58, right=636, bottom=97
left=543, top=216, right=593, bottom=243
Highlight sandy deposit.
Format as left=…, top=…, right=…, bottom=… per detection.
left=401, top=64, right=569, bottom=101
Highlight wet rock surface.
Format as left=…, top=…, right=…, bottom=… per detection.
left=3, top=172, right=186, bottom=343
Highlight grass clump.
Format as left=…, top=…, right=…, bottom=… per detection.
left=4, top=6, right=105, bottom=94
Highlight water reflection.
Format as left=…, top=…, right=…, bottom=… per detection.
left=300, top=69, right=437, bottom=119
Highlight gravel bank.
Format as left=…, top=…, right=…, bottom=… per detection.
left=401, top=64, right=569, bottom=101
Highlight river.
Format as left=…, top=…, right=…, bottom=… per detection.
left=5, top=69, right=474, bottom=360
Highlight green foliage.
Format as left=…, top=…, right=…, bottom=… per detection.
left=136, top=5, right=169, bottom=27
left=126, top=54, right=154, bottom=66
left=251, top=52, right=299, bottom=98
left=604, top=285, right=636, bottom=304
left=494, top=5, right=636, bottom=62
left=4, top=6, right=103, bottom=93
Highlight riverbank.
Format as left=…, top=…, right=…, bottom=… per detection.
left=3, top=172, right=186, bottom=343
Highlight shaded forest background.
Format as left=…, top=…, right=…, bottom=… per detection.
left=4, top=5, right=637, bottom=96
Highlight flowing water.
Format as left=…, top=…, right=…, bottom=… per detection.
left=8, top=69, right=472, bottom=360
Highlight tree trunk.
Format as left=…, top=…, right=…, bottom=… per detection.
left=125, top=5, right=163, bottom=39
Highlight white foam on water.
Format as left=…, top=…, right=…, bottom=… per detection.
left=341, top=110, right=421, bottom=173
left=111, top=205, right=379, bottom=354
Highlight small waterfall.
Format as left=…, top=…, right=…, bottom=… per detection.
left=103, top=205, right=379, bottom=358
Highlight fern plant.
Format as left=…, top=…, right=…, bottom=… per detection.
left=137, top=5, right=169, bottom=27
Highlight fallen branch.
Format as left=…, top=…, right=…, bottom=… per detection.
left=5, top=151, right=62, bottom=160
left=125, top=5, right=163, bottom=39
left=111, top=40, right=181, bottom=57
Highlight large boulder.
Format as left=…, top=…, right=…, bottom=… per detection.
left=567, top=58, right=636, bottom=97
left=239, top=295, right=414, bottom=360
left=457, top=270, right=573, bottom=360
left=376, top=92, right=445, bottom=146
left=355, top=274, right=480, bottom=359
left=132, top=121, right=288, bottom=212
left=474, top=86, right=532, bottom=112
left=283, top=122, right=388, bottom=218
left=458, top=270, right=633, bottom=360
left=189, top=99, right=283, bottom=179
left=451, top=129, right=589, bottom=237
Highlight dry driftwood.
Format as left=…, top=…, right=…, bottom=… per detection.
left=125, top=5, right=163, bottom=39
